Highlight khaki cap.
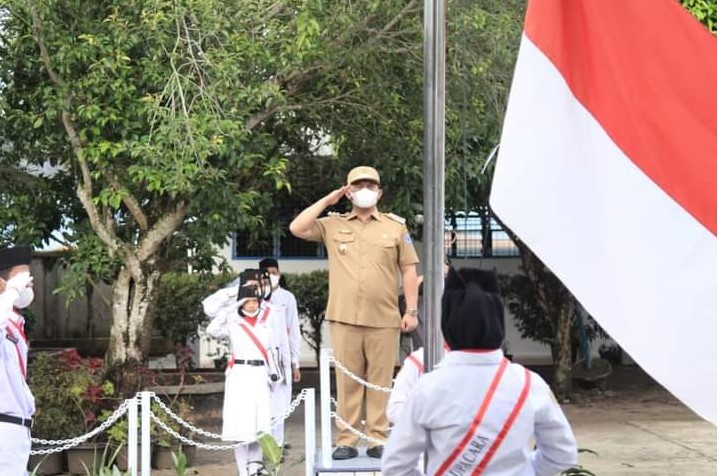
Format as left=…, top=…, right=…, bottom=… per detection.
left=347, top=166, right=380, bottom=185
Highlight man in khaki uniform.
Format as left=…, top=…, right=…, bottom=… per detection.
left=290, top=166, right=420, bottom=460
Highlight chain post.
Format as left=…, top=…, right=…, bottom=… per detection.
left=320, top=348, right=333, bottom=468
left=304, top=388, right=316, bottom=476
left=140, top=392, right=152, bottom=476
left=128, top=396, right=138, bottom=476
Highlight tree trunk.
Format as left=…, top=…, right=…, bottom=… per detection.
left=552, top=299, right=575, bottom=400
left=515, top=240, right=575, bottom=398
left=106, top=263, right=162, bottom=396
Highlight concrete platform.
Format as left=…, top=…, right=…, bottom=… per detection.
left=314, top=448, right=381, bottom=474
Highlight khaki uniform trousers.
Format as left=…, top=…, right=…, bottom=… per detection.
left=329, top=321, right=399, bottom=447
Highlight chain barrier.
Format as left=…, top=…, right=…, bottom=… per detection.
left=329, top=411, right=386, bottom=447
left=328, top=395, right=390, bottom=446
left=329, top=355, right=392, bottom=393
left=149, top=389, right=308, bottom=450
left=29, top=388, right=308, bottom=456
left=29, top=397, right=135, bottom=455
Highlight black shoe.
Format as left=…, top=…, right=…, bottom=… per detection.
left=283, top=442, right=292, bottom=450
left=332, top=446, right=359, bottom=460
left=366, top=445, right=384, bottom=459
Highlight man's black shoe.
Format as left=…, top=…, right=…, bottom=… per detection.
left=331, top=446, right=358, bottom=460
left=283, top=442, right=292, bottom=450
left=366, top=445, right=384, bottom=459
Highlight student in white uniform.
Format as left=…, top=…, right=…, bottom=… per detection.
left=204, top=276, right=281, bottom=476
left=0, top=247, right=36, bottom=476
left=382, top=267, right=578, bottom=476
left=258, top=258, right=301, bottom=450
left=387, top=347, right=424, bottom=425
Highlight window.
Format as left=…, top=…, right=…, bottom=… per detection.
left=444, top=209, right=519, bottom=258
left=233, top=229, right=325, bottom=259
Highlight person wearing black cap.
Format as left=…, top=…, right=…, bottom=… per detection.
left=0, top=246, right=36, bottom=475
left=381, top=267, right=577, bottom=476
left=204, top=274, right=281, bottom=476
left=258, top=258, right=301, bottom=452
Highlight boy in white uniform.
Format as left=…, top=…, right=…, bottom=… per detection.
left=0, top=247, right=36, bottom=476
left=382, top=267, right=577, bottom=476
left=258, top=258, right=301, bottom=450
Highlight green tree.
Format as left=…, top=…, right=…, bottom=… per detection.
left=681, top=0, right=717, bottom=33
left=284, top=270, right=328, bottom=367
left=0, top=0, right=427, bottom=392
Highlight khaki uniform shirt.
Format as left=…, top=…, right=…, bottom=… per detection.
left=306, top=210, right=420, bottom=328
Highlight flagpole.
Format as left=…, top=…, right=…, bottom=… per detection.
left=422, top=0, right=446, bottom=372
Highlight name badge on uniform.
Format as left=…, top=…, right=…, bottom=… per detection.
left=5, top=333, right=18, bottom=344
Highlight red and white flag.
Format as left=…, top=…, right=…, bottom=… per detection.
left=490, top=0, right=716, bottom=424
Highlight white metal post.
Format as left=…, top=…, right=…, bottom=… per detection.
left=304, top=388, right=316, bottom=476
left=127, top=396, right=138, bottom=476
left=140, top=392, right=152, bottom=476
left=320, top=348, right=332, bottom=468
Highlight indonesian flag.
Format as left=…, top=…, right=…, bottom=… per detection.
left=490, top=0, right=716, bottom=424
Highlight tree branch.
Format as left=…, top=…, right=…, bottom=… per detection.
left=138, top=201, right=189, bottom=262
left=109, top=175, right=149, bottom=231
left=28, top=0, right=122, bottom=254
left=86, top=273, right=112, bottom=307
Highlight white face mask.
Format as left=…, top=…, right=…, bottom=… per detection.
left=14, top=287, right=34, bottom=309
left=242, top=308, right=260, bottom=317
left=351, top=188, right=379, bottom=209
left=269, top=274, right=280, bottom=289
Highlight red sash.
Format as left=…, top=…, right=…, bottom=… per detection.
left=6, top=317, right=28, bottom=380
left=406, top=353, right=425, bottom=374
left=237, top=307, right=271, bottom=363
left=435, top=359, right=532, bottom=476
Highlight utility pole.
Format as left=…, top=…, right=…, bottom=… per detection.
left=422, top=0, right=446, bottom=372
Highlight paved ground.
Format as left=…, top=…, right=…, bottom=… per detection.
left=149, top=385, right=716, bottom=476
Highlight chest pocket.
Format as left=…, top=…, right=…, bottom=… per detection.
left=371, top=238, right=397, bottom=262
left=333, top=233, right=356, bottom=254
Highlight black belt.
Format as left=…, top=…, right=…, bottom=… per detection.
left=236, top=359, right=264, bottom=366
left=0, top=413, right=32, bottom=429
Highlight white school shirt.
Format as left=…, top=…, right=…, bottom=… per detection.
left=0, top=290, right=35, bottom=419
left=387, top=348, right=425, bottom=424
left=269, top=287, right=301, bottom=368
left=205, top=306, right=274, bottom=441
left=381, top=350, right=577, bottom=476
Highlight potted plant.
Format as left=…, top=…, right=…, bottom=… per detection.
left=28, top=349, right=122, bottom=474
left=150, top=399, right=197, bottom=470
left=27, top=350, right=107, bottom=475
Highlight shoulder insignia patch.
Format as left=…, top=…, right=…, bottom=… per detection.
left=385, top=212, right=406, bottom=224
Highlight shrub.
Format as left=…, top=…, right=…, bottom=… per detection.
left=283, top=270, right=328, bottom=367
left=154, top=271, right=233, bottom=349
left=28, top=350, right=117, bottom=441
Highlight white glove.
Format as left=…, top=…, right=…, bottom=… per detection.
left=224, top=286, right=238, bottom=300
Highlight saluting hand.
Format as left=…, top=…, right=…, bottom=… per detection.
left=323, top=185, right=351, bottom=206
